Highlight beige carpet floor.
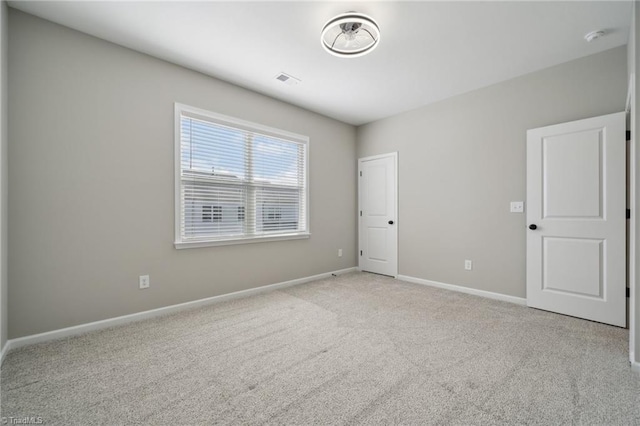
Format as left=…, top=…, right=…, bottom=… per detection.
left=1, top=272, right=639, bottom=425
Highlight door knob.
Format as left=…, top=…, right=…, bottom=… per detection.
left=388, top=220, right=394, bottom=225
left=529, top=224, right=537, bottom=230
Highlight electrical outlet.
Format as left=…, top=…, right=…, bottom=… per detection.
left=464, top=260, right=472, bottom=271
left=338, top=249, right=343, bottom=257
left=139, top=275, right=150, bottom=289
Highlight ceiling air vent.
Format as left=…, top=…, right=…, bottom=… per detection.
left=275, top=72, right=301, bottom=86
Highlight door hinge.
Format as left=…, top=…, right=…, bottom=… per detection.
left=627, top=287, right=631, bottom=298
left=360, top=250, right=363, bottom=256
left=627, top=208, right=631, bottom=219
left=627, top=130, right=631, bottom=141
left=359, top=171, right=362, bottom=177
left=360, top=211, right=362, bottom=216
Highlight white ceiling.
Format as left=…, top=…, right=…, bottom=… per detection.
left=9, top=1, right=633, bottom=126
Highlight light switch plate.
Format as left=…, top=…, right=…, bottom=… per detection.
left=510, top=201, right=524, bottom=213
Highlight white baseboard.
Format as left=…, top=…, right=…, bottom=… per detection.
left=0, top=339, right=9, bottom=366
left=397, top=275, right=526, bottom=306
left=1, top=267, right=357, bottom=361
left=631, top=350, right=640, bottom=374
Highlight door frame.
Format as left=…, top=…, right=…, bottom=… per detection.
left=627, top=73, right=637, bottom=368
left=358, top=152, right=399, bottom=277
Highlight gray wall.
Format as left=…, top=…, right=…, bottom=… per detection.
left=7, top=8, right=633, bottom=347
left=8, top=10, right=357, bottom=338
left=357, top=46, right=627, bottom=299
left=0, top=0, right=7, bottom=351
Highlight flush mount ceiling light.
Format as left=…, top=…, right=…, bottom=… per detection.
left=321, top=12, right=380, bottom=58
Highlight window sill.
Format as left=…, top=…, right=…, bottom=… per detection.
left=174, top=232, right=311, bottom=249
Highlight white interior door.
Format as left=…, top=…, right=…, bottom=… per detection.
left=359, top=152, right=398, bottom=277
left=526, top=112, right=626, bottom=327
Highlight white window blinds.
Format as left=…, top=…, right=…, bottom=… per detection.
left=175, top=104, right=309, bottom=248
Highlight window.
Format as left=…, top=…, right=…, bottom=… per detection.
left=175, top=104, right=309, bottom=248
left=201, top=205, right=222, bottom=223
left=212, top=206, right=222, bottom=222
left=202, top=206, right=212, bottom=222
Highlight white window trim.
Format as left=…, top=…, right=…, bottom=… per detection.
left=174, top=103, right=310, bottom=249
